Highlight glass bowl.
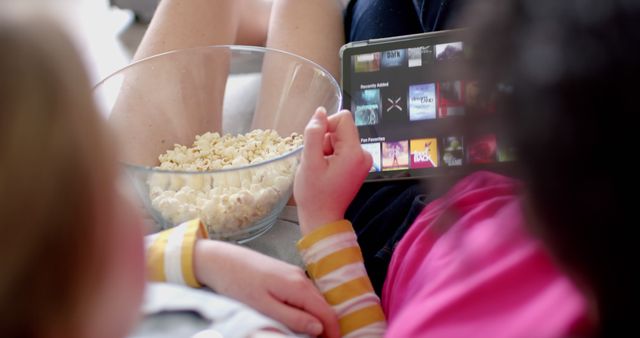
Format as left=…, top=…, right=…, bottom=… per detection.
left=94, top=46, right=341, bottom=243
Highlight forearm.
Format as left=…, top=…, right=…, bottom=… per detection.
left=297, top=220, right=386, bottom=337
left=145, top=219, right=230, bottom=291
left=191, top=238, right=245, bottom=293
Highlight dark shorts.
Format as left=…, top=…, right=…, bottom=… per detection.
left=345, top=0, right=465, bottom=42
left=345, top=181, right=433, bottom=295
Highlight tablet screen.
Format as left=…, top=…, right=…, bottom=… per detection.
left=341, top=30, right=516, bottom=181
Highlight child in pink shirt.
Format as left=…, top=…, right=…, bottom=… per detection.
left=293, top=0, right=634, bottom=336
left=295, top=111, right=591, bottom=337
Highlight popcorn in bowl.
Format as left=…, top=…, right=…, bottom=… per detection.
left=147, top=129, right=303, bottom=236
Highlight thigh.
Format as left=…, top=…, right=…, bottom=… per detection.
left=254, top=0, right=345, bottom=134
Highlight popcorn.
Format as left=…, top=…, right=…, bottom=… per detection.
left=148, top=129, right=303, bottom=236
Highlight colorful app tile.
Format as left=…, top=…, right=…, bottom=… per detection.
left=435, top=42, right=464, bottom=61
left=442, top=136, right=464, bottom=166
left=409, top=83, right=437, bottom=121
left=467, top=134, right=497, bottom=164
left=353, top=52, right=381, bottom=72
left=408, top=46, right=434, bottom=67
left=437, top=81, right=466, bottom=117
left=410, top=138, right=439, bottom=168
left=362, top=142, right=382, bottom=172
left=381, top=49, right=407, bottom=68
left=352, top=88, right=382, bottom=126
left=382, top=141, right=409, bottom=171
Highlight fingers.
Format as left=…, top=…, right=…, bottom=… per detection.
left=326, top=109, right=349, bottom=132
left=326, top=111, right=369, bottom=174
left=301, top=293, right=341, bottom=338
left=327, top=110, right=361, bottom=149
left=268, top=270, right=340, bottom=338
left=362, top=148, right=373, bottom=172
left=323, top=133, right=333, bottom=156
left=260, top=295, right=325, bottom=336
left=302, top=107, right=329, bottom=168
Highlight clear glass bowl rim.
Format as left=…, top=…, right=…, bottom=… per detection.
left=93, top=44, right=342, bottom=175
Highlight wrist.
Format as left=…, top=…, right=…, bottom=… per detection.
left=298, top=210, right=344, bottom=235
left=193, top=240, right=225, bottom=290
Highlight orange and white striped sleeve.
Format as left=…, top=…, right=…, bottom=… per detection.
left=145, top=219, right=208, bottom=288
left=297, top=220, right=386, bottom=338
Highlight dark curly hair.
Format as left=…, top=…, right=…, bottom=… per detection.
left=466, top=0, right=638, bottom=335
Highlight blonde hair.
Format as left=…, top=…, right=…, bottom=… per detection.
left=0, top=17, right=115, bottom=337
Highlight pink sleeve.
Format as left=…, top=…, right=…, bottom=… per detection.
left=382, top=172, right=591, bottom=337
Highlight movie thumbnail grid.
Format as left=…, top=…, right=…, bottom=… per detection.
left=361, top=134, right=515, bottom=173
left=352, top=80, right=496, bottom=127
left=352, top=41, right=465, bottom=73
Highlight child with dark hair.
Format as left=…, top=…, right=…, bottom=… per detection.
left=293, top=0, right=636, bottom=336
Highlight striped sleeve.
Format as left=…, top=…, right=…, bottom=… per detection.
left=297, top=220, right=386, bottom=338
left=145, top=219, right=208, bottom=288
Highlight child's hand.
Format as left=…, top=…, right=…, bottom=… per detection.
left=294, top=108, right=372, bottom=234
left=194, top=240, right=340, bottom=338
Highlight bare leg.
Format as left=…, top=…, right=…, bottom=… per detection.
left=110, top=0, right=273, bottom=165
left=134, top=0, right=272, bottom=60
left=237, top=0, right=273, bottom=46
left=266, top=0, right=344, bottom=77
left=108, top=0, right=345, bottom=164
left=253, top=0, right=345, bottom=133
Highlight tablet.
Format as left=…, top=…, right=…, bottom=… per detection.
left=340, top=30, right=516, bottom=181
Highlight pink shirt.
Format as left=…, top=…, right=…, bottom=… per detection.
left=382, top=172, right=591, bottom=337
